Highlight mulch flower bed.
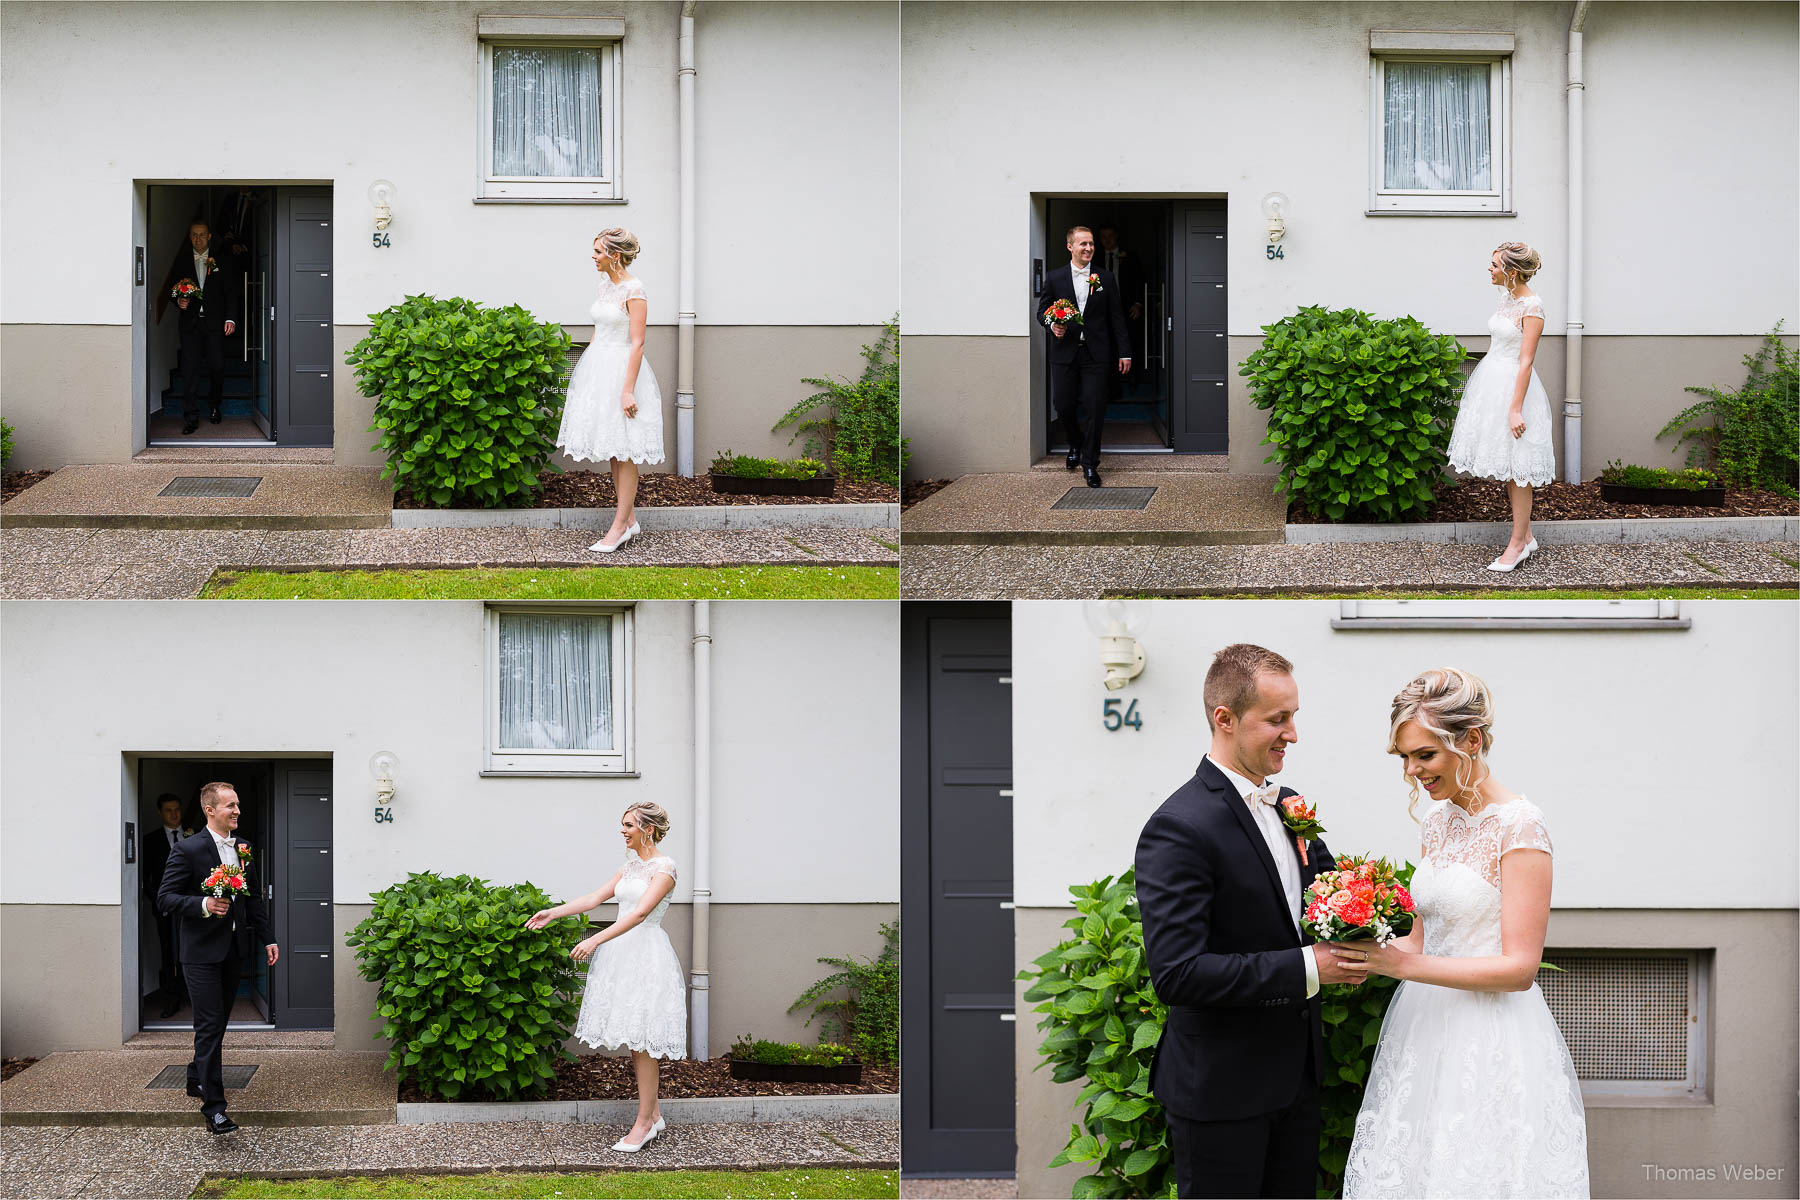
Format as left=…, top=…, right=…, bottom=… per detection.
left=1, top=471, right=52, bottom=503
left=394, top=471, right=897, bottom=511
left=2, top=1057, right=38, bottom=1082
left=902, top=479, right=953, bottom=510
left=399, top=1054, right=896, bottom=1104
left=1287, top=478, right=1798, bottom=524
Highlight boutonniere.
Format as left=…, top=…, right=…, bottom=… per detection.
left=205, top=257, right=219, bottom=272
left=1086, top=272, right=1102, bottom=294
left=235, top=841, right=254, bottom=871
left=1276, top=795, right=1325, bottom=861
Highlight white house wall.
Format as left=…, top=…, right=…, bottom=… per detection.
left=1008, top=599, right=1798, bottom=910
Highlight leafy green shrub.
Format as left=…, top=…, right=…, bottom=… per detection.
left=789, top=920, right=898, bottom=1067
left=709, top=451, right=826, bottom=480
left=727, top=1037, right=858, bottom=1067
left=1, top=418, right=13, bottom=468
left=1659, top=323, right=1798, bottom=497
left=1598, top=460, right=1719, bottom=491
left=773, top=317, right=906, bottom=485
left=344, top=872, right=586, bottom=1100
left=1241, top=306, right=1467, bottom=521
left=347, top=294, right=573, bottom=508
left=1018, top=868, right=1411, bottom=1200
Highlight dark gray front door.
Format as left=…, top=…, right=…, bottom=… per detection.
left=275, top=189, right=333, bottom=446
left=902, top=603, right=1015, bottom=1177
left=272, top=764, right=333, bottom=1029
left=1170, top=198, right=1228, bottom=453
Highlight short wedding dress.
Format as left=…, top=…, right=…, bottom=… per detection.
left=573, top=854, right=687, bottom=1059
left=1447, top=293, right=1555, bottom=486
left=1343, top=797, right=1589, bottom=1199
left=556, top=275, right=666, bottom=466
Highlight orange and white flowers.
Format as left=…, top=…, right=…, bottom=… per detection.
left=1043, top=298, right=1082, bottom=327
left=203, top=862, right=249, bottom=902
left=1085, top=272, right=1102, bottom=293
left=171, top=278, right=204, bottom=303
left=1303, top=855, right=1415, bottom=945
left=1276, top=793, right=1325, bottom=860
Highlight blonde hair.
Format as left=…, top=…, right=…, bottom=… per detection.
left=199, top=781, right=237, bottom=811
left=1203, top=643, right=1294, bottom=730
left=622, top=802, right=670, bottom=843
left=1493, top=242, right=1541, bottom=286
left=1389, top=668, right=1495, bottom=818
left=595, top=227, right=641, bottom=268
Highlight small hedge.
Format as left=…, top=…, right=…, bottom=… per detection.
left=345, top=872, right=586, bottom=1100
left=1017, top=868, right=1411, bottom=1199
left=709, top=451, right=826, bottom=480
left=772, top=318, right=906, bottom=486
left=728, top=1037, right=858, bottom=1067
left=1598, top=461, right=1718, bottom=491
left=789, top=919, right=898, bottom=1068
left=347, top=294, right=572, bottom=508
left=1659, top=322, right=1798, bottom=498
left=1241, top=305, right=1467, bottom=522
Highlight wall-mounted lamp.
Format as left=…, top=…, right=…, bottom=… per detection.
left=369, top=750, right=399, bottom=804
left=1083, top=600, right=1150, bottom=691
left=367, top=179, right=396, bottom=231
left=1261, top=192, right=1289, bottom=244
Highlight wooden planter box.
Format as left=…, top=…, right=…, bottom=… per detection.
left=710, top=473, right=836, bottom=498
left=727, top=1056, right=862, bottom=1085
left=1599, top=483, right=1727, bottom=507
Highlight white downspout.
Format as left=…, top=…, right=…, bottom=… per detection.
left=676, top=1, right=699, bottom=476
left=1563, top=1, right=1591, bottom=483
left=688, top=599, right=713, bottom=1058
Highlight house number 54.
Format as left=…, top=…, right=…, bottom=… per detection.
left=1103, top=698, right=1143, bottom=731
left=371, top=232, right=391, bottom=249
left=374, top=806, right=394, bottom=824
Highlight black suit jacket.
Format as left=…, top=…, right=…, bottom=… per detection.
left=141, top=825, right=190, bottom=904
left=158, top=829, right=273, bottom=964
left=167, top=244, right=240, bottom=333
left=1135, top=758, right=1335, bottom=1122
left=1034, top=263, right=1132, bottom=364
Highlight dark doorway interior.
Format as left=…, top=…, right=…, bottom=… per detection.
left=902, top=602, right=1016, bottom=1178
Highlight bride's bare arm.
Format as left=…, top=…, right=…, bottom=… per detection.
left=525, top=869, right=622, bottom=928
left=1509, top=307, right=1544, bottom=434
left=1347, top=849, right=1551, bottom=992
left=572, top=870, right=675, bottom=961
left=620, top=295, right=648, bottom=414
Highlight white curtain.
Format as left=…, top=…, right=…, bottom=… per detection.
left=498, top=613, right=613, bottom=750
left=492, top=46, right=604, bottom=178
left=1383, top=62, right=1491, bottom=191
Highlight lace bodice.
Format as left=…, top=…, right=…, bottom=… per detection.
left=1486, top=293, right=1546, bottom=360
left=1413, top=797, right=1552, bottom=957
left=615, top=854, right=676, bottom=927
left=588, top=275, right=647, bottom=346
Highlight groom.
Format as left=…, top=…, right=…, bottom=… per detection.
left=1034, top=225, right=1131, bottom=487
left=1135, top=644, right=1365, bottom=1198
left=158, top=781, right=276, bottom=1134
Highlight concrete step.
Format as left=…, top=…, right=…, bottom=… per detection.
left=1031, top=452, right=1230, bottom=473
left=133, top=446, right=335, bottom=466
left=0, top=464, right=392, bottom=530
left=901, top=470, right=1286, bottom=546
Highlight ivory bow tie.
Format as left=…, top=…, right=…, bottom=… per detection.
left=1246, top=783, right=1281, bottom=808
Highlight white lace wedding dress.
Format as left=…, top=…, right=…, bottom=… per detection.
left=573, top=854, right=687, bottom=1059
left=556, top=274, right=665, bottom=466
left=1343, top=797, right=1589, bottom=1198
left=1447, top=293, right=1555, bottom=486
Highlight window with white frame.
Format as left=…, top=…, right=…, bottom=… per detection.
left=477, top=16, right=623, bottom=202
left=1369, top=32, right=1512, bottom=215
left=485, top=605, right=633, bottom=774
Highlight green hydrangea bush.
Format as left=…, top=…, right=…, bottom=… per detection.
left=344, top=872, right=587, bottom=1100
left=1240, top=306, right=1467, bottom=522
left=347, top=295, right=573, bottom=508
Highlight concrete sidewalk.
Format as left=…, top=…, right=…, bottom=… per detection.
left=0, top=464, right=392, bottom=530
left=901, top=472, right=1287, bottom=546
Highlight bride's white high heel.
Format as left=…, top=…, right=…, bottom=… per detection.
left=612, top=1118, right=662, bottom=1153
left=590, top=521, right=641, bottom=554
left=1485, top=537, right=1539, bottom=572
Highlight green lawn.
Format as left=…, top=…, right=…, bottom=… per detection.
left=1119, top=586, right=1798, bottom=600
left=200, top=565, right=897, bottom=599
left=194, top=1169, right=897, bottom=1199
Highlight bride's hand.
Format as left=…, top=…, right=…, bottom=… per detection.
left=621, top=391, right=638, bottom=419
left=571, top=934, right=602, bottom=963
left=1355, top=939, right=1411, bottom=980
left=1509, top=408, right=1526, bottom=439
left=525, top=908, right=556, bottom=930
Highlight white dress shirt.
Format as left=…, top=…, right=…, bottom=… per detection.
left=1205, top=754, right=1321, bottom=998
left=1071, top=261, right=1091, bottom=313
left=193, top=247, right=211, bottom=290
left=203, top=827, right=240, bottom=920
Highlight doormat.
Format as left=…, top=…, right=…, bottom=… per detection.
left=147, top=1064, right=257, bottom=1089
left=1051, top=486, right=1156, bottom=511
left=159, top=477, right=263, bottom=499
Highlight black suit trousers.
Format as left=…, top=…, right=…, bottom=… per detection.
left=185, top=952, right=242, bottom=1117
left=151, top=913, right=181, bottom=996
left=1168, top=1037, right=1320, bottom=1199
left=1051, top=344, right=1110, bottom=466
left=180, top=326, right=226, bottom=419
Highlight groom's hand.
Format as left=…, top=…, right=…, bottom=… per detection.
left=1117, top=358, right=1131, bottom=375
left=204, top=897, right=231, bottom=916
left=1050, top=323, right=1066, bottom=338
left=1315, top=943, right=1370, bottom=986
left=265, top=944, right=279, bottom=967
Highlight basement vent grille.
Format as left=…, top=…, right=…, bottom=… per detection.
left=1539, top=951, right=1702, bottom=1089
left=1051, top=486, right=1156, bottom=512
left=159, top=477, right=263, bottom=499
left=147, top=1064, right=258, bottom=1089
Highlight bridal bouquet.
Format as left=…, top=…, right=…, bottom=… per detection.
left=171, top=277, right=204, bottom=303
left=1042, top=298, right=1082, bottom=327
left=202, top=862, right=249, bottom=902
left=1303, top=854, right=1414, bottom=944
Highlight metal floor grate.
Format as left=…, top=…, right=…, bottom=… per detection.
left=159, top=476, right=263, bottom=498
left=147, top=1064, right=257, bottom=1089
left=1051, top=486, right=1156, bottom=511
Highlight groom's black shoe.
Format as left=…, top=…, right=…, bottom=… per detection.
left=206, top=1113, right=238, bottom=1135
left=1065, top=450, right=1079, bottom=471
left=182, top=417, right=200, bottom=435
left=1083, top=464, right=1103, bottom=488
left=186, top=1083, right=203, bottom=1099
left=209, top=407, right=222, bottom=425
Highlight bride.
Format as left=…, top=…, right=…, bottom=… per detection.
left=1336, top=668, right=1589, bottom=1199
left=556, top=228, right=665, bottom=554
left=526, top=802, right=686, bottom=1152
left=1446, top=243, right=1554, bottom=572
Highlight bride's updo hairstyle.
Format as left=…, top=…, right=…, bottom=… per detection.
left=1493, top=242, right=1541, bottom=287
left=623, top=801, right=670, bottom=843
left=1388, top=668, right=1496, bottom=818
left=595, top=227, right=641, bottom=268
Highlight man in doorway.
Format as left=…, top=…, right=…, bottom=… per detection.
left=1096, top=225, right=1144, bottom=387
left=141, top=793, right=193, bottom=1019
left=1034, top=225, right=1131, bottom=486
left=158, top=781, right=276, bottom=1135
left=168, top=220, right=240, bottom=435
